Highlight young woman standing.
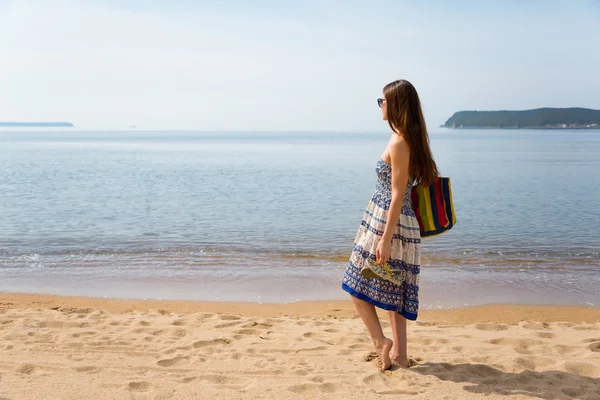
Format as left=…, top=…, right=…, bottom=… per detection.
left=342, top=79, right=438, bottom=370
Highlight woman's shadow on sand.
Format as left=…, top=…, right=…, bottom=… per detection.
left=410, top=362, right=600, bottom=400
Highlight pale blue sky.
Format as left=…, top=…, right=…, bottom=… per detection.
left=0, top=0, right=599, bottom=130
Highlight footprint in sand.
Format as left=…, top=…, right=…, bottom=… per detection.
left=72, top=331, right=98, bottom=338
left=581, top=337, right=600, bottom=344
left=553, top=344, right=578, bottom=355
left=171, top=328, right=187, bottom=338
left=522, top=322, right=551, bottom=330
left=258, top=332, right=275, bottom=341
left=489, top=338, right=542, bottom=350
left=573, top=326, right=596, bottom=331
left=362, top=372, right=387, bottom=386
left=253, top=359, right=268, bottom=368
left=288, top=383, right=336, bottom=395
left=293, top=369, right=310, bottom=376
left=475, top=323, right=509, bottom=331
left=16, top=364, right=38, bottom=375
left=535, top=332, right=555, bottom=339
left=157, top=356, right=189, bottom=367
left=313, top=321, right=333, bottom=327
left=234, top=328, right=260, bottom=336
left=57, top=307, right=93, bottom=315
left=37, top=320, right=65, bottom=329
left=128, top=381, right=152, bottom=392
left=218, top=315, right=242, bottom=321
left=196, top=312, right=216, bottom=321
left=193, top=338, right=232, bottom=348
left=214, top=321, right=243, bottom=329
left=243, top=321, right=274, bottom=329
left=196, top=374, right=246, bottom=386
left=73, top=308, right=93, bottom=314
left=588, top=342, right=600, bottom=352
left=72, top=366, right=101, bottom=374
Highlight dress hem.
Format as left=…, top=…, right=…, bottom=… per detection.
left=341, top=283, right=418, bottom=321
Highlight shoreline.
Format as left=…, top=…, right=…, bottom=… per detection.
left=2, top=292, right=599, bottom=323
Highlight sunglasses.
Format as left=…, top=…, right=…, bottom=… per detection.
left=377, top=98, right=386, bottom=107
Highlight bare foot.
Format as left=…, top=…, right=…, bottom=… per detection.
left=390, top=354, right=413, bottom=368
left=375, top=338, right=393, bottom=371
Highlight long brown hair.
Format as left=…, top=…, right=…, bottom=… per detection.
left=383, top=79, right=438, bottom=187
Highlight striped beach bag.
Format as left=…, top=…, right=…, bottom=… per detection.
left=411, top=177, right=456, bottom=237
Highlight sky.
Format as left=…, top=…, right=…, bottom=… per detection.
left=0, top=0, right=599, bottom=131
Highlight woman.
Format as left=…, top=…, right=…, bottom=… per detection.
left=341, top=79, right=438, bottom=371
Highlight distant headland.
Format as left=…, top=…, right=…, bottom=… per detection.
left=442, top=108, right=600, bottom=129
left=0, top=122, right=74, bottom=128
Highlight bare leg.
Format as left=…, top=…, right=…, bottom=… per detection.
left=388, top=310, right=410, bottom=367
left=351, top=296, right=393, bottom=370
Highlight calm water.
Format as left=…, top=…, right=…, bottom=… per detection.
left=1, top=129, right=599, bottom=308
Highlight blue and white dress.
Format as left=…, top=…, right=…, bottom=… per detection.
left=342, top=159, right=422, bottom=320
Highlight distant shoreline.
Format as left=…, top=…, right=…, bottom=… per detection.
left=0, top=122, right=74, bottom=128
left=442, top=126, right=600, bottom=130
left=443, top=107, right=600, bottom=130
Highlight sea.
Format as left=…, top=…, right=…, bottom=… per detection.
left=1, top=129, right=599, bottom=309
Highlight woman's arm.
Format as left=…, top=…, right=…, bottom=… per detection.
left=377, top=138, right=410, bottom=263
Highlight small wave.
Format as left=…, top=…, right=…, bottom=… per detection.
left=1, top=243, right=598, bottom=272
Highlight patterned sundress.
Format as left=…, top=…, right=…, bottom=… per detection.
left=341, top=158, right=422, bottom=320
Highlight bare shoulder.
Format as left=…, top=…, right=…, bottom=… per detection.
left=389, top=134, right=410, bottom=158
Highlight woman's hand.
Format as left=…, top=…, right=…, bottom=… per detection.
left=376, top=239, right=392, bottom=265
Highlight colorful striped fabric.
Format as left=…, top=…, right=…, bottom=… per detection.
left=411, top=177, right=456, bottom=237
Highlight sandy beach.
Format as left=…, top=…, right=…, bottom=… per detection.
left=0, top=293, right=599, bottom=400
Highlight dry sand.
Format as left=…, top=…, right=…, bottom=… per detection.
left=0, top=293, right=599, bottom=400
